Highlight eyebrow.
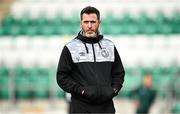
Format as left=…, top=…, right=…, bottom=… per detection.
left=83, top=20, right=96, bottom=23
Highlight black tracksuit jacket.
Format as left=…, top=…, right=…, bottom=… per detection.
left=57, top=33, right=125, bottom=104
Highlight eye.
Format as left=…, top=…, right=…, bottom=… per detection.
left=90, top=21, right=96, bottom=23
left=83, top=21, right=96, bottom=24
left=83, top=21, right=89, bottom=24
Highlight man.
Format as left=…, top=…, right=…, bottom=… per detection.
left=130, top=72, right=156, bottom=114
left=56, top=6, right=125, bottom=113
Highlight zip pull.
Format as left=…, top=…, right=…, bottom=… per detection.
left=92, top=44, right=96, bottom=62
left=83, top=42, right=89, bottom=53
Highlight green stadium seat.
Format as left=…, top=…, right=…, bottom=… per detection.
left=102, top=12, right=114, bottom=24
left=15, top=76, right=30, bottom=98
left=2, top=15, right=15, bottom=26
left=34, top=14, right=49, bottom=26
left=102, top=24, right=122, bottom=35
left=29, top=66, right=50, bottom=98
left=0, top=65, right=9, bottom=76
left=60, top=16, right=80, bottom=35
left=171, top=12, right=180, bottom=33
left=18, top=16, right=31, bottom=26
left=39, top=25, right=55, bottom=35
left=125, top=23, right=140, bottom=35
left=172, top=12, right=180, bottom=24
left=1, top=26, right=11, bottom=35
left=159, top=23, right=173, bottom=35
left=172, top=24, right=180, bottom=33
left=101, top=13, right=125, bottom=35
left=154, top=12, right=172, bottom=34
left=174, top=76, right=180, bottom=98
left=53, top=26, right=62, bottom=35
left=25, top=25, right=39, bottom=36
left=0, top=26, right=4, bottom=36
left=137, top=12, right=151, bottom=24
left=0, top=76, right=9, bottom=98
left=58, top=25, right=73, bottom=35
left=140, top=23, right=157, bottom=35
left=46, top=65, right=65, bottom=98
left=151, top=65, right=174, bottom=97
left=33, top=76, right=49, bottom=98
left=154, top=12, right=167, bottom=24
left=161, top=65, right=178, bottom=77
left=9, top=25, right=22, bottom=36
left=171, top=101, right=180, bottom=113
left=0, top=65, right=9, bottom=98
left=121, top=13, right=133, bottom=24
left=14, top=66, right=31, bottom=98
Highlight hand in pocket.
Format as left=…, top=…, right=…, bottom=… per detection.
left=83, top=86, right=98, bottom=100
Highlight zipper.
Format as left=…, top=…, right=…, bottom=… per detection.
left=92, top=44, right=96, bottom=62
left=92, top=44, right=100, bottom=98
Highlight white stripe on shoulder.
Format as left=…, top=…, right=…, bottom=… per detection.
left=101, top=38, right=114, bottom=46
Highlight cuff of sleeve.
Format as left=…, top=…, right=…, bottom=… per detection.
left=113, top=88, right=119, bottom=96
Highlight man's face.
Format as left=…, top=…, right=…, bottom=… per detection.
left=143, top=75, right=152, bottom=88
left=80, top=13, right=100, bottom=38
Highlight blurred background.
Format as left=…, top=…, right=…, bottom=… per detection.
left=0, top=0, right=180, bottom=114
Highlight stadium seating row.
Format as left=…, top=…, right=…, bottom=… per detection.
left=0, top=64, right=179, bottom=99
left=0, top=12, right=179, bottom=36
left=0, top=65, right=64, bottom=99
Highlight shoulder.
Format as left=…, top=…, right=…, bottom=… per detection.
left=101, top=38, right=114, bottom=46
left=66, top=38, right=82, bottom=48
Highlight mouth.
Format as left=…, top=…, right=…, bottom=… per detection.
left=84, top=31, right=97, bottom=37
left=87, top=30, right=94, bottom=33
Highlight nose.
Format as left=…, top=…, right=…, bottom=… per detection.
left=88, top=22, right=92, bottom=28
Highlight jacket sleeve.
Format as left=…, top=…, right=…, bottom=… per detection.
left=111, top=46, right=125, bottom=96
left=56, top=46, right=83, bottom=95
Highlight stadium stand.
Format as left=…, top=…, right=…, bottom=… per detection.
left=0, top=63, right=180, bottom=99
left=0, top=11, right=179, bottom=36
left=0, top=0, right=180, bottom=113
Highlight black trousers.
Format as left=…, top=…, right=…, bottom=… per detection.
left=69, top=98, right=115, bottom=114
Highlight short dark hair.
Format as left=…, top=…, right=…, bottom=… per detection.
left=80, top=6, right=100, bottom=20
left=143, top=71, right=152, bottom=77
